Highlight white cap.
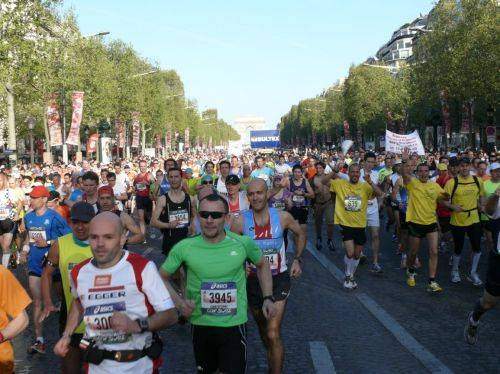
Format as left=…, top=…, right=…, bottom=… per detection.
left=490, top=162, right=500, bottom=171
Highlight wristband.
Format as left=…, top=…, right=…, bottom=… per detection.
left=293, top=256, right=302, bottom=263
left=135, top=318, right=149, bottom=333
left=263, top=295, right=275, bottom=303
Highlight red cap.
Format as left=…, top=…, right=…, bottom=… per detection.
left=29, top=186, right=50, bottom=198
left=98, top=185, right=114, bottom=196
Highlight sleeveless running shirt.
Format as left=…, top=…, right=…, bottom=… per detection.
left=289, top=178, right=308, bottom=207
left=58, top=233, right=92, bottom=334
left=242, top=208, right=287, bottom=276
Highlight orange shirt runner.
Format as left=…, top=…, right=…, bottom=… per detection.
left=0, top=265, right=32, bottom=373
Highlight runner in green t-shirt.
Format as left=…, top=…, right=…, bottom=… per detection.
left=481, top=163, right=500, bottom=251
left=160, top=193, right=275, bottom=374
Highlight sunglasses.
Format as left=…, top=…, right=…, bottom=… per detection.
left=199, top=211, right=225, bottom=219
left=202, top=181, right=213, bottom=185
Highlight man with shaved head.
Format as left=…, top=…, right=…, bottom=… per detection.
left=231, top=178, right=305, bottom=374
left=54, top=212, right=177, bottom=373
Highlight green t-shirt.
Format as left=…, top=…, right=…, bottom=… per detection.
left=481, top=179, right=500, bottom=221
left=161, top=231, right=262, bottom=327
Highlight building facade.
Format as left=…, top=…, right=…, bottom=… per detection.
left=233, top=116, right=266, bottom=147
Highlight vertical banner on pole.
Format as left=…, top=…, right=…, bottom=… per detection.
left=87, top=133, right=99, bottom=154
left=131, top=111, right=140, bottom=148
left=356, top=125, right=363, bottom=147
left=439, top=90, right=452, bottom=138
left=116, top=119, right=125, bottom=148
left=184, top=127, right=190, bottom=149
left=460, top=102, right=470, bottom=134
left=208, top=136, right=213, bottom=149
left=47, top=93, right=63, bottom=147
left=343, top=120, right=350, bottom=139
left=166, top=130, right=171, bottom=151
left=66, top=91, right=84, bottom=146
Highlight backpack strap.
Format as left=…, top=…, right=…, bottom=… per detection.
left=450, top=176, right=459, bottom=204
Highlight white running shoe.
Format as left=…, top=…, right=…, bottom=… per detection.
left=451, top=270, right=461, bottom=284
left=467, top=272, right=483, bottom=287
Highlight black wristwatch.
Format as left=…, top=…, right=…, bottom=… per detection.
left=135, top=318, right=149, bottom=333
left=263, top=295, right=275, bottom=303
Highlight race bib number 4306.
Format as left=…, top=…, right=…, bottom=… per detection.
left=83, top=302, right=130, bottom=344
left=201, top=281, right=237, bottom=316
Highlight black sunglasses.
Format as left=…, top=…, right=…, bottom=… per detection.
left=199, top=211, right=225, bottom=219
left=202, top=181, right=213, bottom=185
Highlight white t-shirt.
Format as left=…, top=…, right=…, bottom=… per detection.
left=71, top=251, right=174, bottom=373
left=275, top=163, right=292, bottom=175
left=360, top=169, right=379, bottom=215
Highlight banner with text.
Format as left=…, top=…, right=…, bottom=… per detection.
left=250, top=130, right=280, bottom=149
left=66, top=91, right=84, bottom=146
left=87, top=133, right=99, bottom=153
left=47, top=93, right=63, bottom=147
left=131, top=111, right=140, bottom=148
left=385, top=129, right=425, bottom=155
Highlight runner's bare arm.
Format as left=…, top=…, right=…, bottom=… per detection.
left=281, top=211, right=305, bottom=259
left=401, top=163, right=413, bottom=186
left=151, top=195, right=176, bottom=229
left=304, top=179, right=315, bottom=199
left=122, top=213, right=144, bottom=244
left=54, top=299, right=84, bottom=357
left=160, top=269, right=195, bottom=318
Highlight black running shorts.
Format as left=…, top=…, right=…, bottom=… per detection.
left=339, top=225, right=367, bottom=246
left=192, top=324, right=247, bottom=374
left=247, top=271, right=291, bottom=309
left=408, top=222, right=438, bottom=239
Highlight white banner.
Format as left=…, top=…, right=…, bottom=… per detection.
left=385, top=129, right=425, bottom=155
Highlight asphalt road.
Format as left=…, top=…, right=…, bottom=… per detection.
left=10, top=219, right=499, bottom=373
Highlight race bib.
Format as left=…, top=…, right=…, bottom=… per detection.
left=83, top=302, right=130, bottom=344
left=169, top=209, right=189, bottom=228
left=292, top=195, right=305, bottom=203
left=0, top=208, right=10, bottom=219
left=28, top=229, right=47, bottom=243
left=263, top=248, right=280, bottom=274
left=344, top=195, right=362, bottom=212
left=273, top=201, right=285, bottom=210
left=136, top=183, right=146, bottom=191
left=201, top=281, right=237, bottom=316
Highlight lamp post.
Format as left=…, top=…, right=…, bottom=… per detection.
left=27, top=117, right=35, bottom=164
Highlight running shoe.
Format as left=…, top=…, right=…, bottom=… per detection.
left=439, top=242, right=447, bottom=254
left=451, top=270, right=461, bottom=284
left=426, top=281, right=443, bottom=293
left=406, top=270, right=416, bottom=287
left=391, top=234, right=398, bottom=243
left=28, top=340, right=46, bottom=354
left=343, top=276, right=353, bottom=290
left=327, top=239, right=335, bottom=252
left=464, top=312, right=479, bottom=345
left=414, top=257, right=421, bottom=269
left=359, top=253, right=367, bottom=265
left=448, top=255, right=453, bottom=266
left=467, top=272, right=483, bottom=287
left=350, top=277, right=358, bottom=289
left=370, top=263, right=383, bottom=274
left=316, top=238, right=322, bottom=251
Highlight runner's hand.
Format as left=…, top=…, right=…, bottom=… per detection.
left=169, top=220, right=179, bottom=229
left=290, top=259, right=302, bottom=278
left=39, top=303, right=58, bottom=323
left=364, top=173, right=372, bottom=185
left=110, top=312, right=141, bottom=333
left=453, top=205, right=463, bottom=213
left=34, top=237, right=48, bottom=247
left=54, top=336, right=71, bottom=357
left=179, top=299, right=195, bottom=318
left=262, top=299, right=277, bottom=320
left=19, top=251, right=28, bottom=264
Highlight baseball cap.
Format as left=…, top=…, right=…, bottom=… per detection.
left=490, top=162, right=500, bottom=171
left=185, top=168, right=193, bottom=175
left=48, top=190, right=60, bottom=202
left=70, top=202, right=95, bottom=223
left=226, top=174, right=240, bottom=185
left=438, top=163, right=448, bottom=171
left=29, top=186, right=50, bottom=198
left=98, top=185, right=114, bottom=196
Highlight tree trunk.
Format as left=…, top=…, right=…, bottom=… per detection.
left=5, top=81, right=16, bottom=160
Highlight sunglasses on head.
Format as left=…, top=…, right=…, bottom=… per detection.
left=199, top=211, right=225, bottom=219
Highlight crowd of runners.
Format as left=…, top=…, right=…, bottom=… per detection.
left=0, top=146, right=498, bottom=373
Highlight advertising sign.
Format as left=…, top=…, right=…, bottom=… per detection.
left=250, top=130, right=280, bottom=149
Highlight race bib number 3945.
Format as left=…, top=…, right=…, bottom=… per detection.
left=201, top=281, right=237, bottom=316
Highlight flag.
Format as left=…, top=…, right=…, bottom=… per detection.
left=66, top=91, right=84, bottom=146
left=46, top=93, right=63, bottom=147
left=116, top=119, right=125, bottom=148
left=131, top=111, right=140, bottom=148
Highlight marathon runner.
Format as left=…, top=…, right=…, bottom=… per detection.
left=311, top=161, right=336, bottom=252
left=134, top=160, right=154, bottom=236
left=0, top=173, right=22, bottom=268
left=329, top=163, right=383, bottom=289
left=161, top=192, right=276, bottom=374
left=251, top=155, right=274, bottom=188
left=231, top=179, right=305, bottom=374
left=80, top=171, right=100, bottom=213
left=225, top=174, right=249, bottom=220
left=444, top=157, right=484, bottom=286
left=401, top=155, right=452, bottom=293
left=96, top=186, right=145, bottom=245
left=481, top=162, right=500, bottom=251
left=19, top=186, right=72, bottom=353
left=54, top=212, right=178, bottom=373
left=214, top=160, right=230, bottom=196
left=39, top=202, right=95, bottom=373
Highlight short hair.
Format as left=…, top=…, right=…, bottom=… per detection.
left=292, top=164, right=302, bottom=172
left=255, top=156, right=263, bottom=163
left=348, top=163, right=361, bottom=172
left=199, top=192, right=229, bottom=213
left=204, top=161, right=214, bottom=170
left=364, top=151, right=376, bottom=161
left=416, top=162, right=429, bottom=171
left=64, top=173, right=71, bottom=178
left=219, top=160, right=230, bottom=168
left=106, top=172, right=116, bottom=179
left=82, top=171, right=99, bottom=184
left=167, top=167, right=181, bottom=176
left=316, top=161, right=326, bottom=169
left=164, top=158, right=177, bottom=169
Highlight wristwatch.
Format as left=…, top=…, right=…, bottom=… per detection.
left=135, top=318, right=149, bottom=333
left=263, top=295, right=275, bottom=303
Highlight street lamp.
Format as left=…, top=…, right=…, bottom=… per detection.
left=27, top=117, right=35, bottom=164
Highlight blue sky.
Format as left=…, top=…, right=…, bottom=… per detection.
left=65, top=0, right=435, bottom=129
